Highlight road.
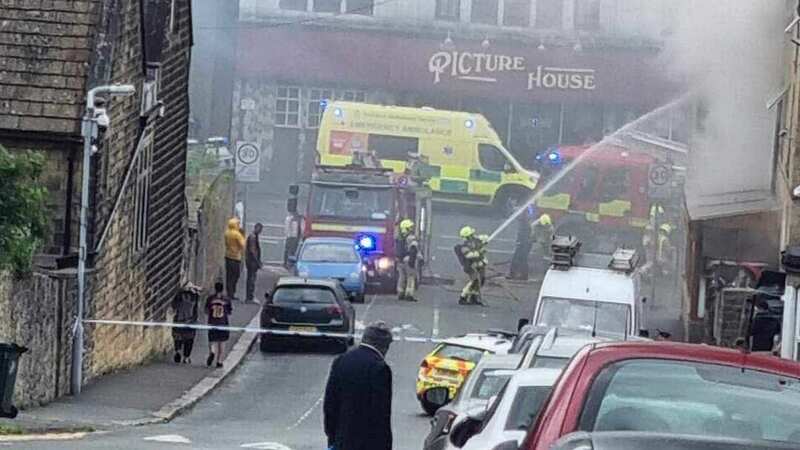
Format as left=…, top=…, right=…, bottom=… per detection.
left=12, top=283, right=533, bottom=450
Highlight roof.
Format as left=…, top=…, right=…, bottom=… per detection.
left=588, top=341, right=800, bottom=378
left=541, top=266, right=636, bottom=305
left=510, top=368, right=562, bottom=387
left=275, top=277, right=341, bottom=290
left=475, top=354, right=523, bottom=370
left=442, top=334, right=514, bottom=353
left=301, top=237, right=356, bottom=245
left=0, top=1, right=98, bottom=135
left=538, top=334, right=613, bottom=359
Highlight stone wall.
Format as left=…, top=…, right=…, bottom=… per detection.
left=191, top=171, right=235, bottom=291
left=0, top=270, right=76, bottom=408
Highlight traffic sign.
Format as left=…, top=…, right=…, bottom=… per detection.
left=235, top=142, right=261, bottom=183
left=649, top=164, right=671, bottom=186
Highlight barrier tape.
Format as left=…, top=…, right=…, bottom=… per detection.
left=82, top=319, right=443, bottom=344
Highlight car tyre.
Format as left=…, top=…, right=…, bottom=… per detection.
left=354, top=292, right=366, bottom=304
left=419, top=398, right=440, bottom=416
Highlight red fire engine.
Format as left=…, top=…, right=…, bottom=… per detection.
left=533, top=143, right=658, bottom=252
left=287, top=164, right=432, bottom=292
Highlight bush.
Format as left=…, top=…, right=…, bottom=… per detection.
left=0, top=145, right=48, bottom=275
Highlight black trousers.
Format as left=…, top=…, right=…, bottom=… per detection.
left=225, top=258, right=241, bottom=299
left=174, top=337, right=194, bottom=358
left=246, top=264, right=258, bottom=302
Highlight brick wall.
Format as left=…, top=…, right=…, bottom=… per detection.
left=0, top=270, right=77, bottom=408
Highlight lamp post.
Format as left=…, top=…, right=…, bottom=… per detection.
left=72, top=84, right=135, bottom=396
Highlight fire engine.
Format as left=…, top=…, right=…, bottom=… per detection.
left=533, top=143, right=661, bottom=252
left=287, top=161, right=432, bottom=293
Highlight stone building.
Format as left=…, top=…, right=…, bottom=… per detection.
left=193, top=0, right=683, bottom=192
left=0, top=0, right=193, bottom=383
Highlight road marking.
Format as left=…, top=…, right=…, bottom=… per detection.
left=287, top=395, right=324, bottom=431
left=241, top=443, right=294, bottom=450
left=0, top=432, right=90, bottom=442
left=432, top=308, right=440, bottom=338
left=143, top=434, right=191, bottom=444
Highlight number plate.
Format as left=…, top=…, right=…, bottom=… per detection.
left=289, top=326, right=317, bottom=333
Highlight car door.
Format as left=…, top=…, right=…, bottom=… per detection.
left=336, top=284, right=355, bottom=330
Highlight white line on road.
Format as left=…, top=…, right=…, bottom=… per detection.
left=287, top=395, right=324, bottom=431
left=143, top=434, right=192, bottom=444
left=241, top=442, right=294, bottom=449
left=432, top=308, right=440, bottom=339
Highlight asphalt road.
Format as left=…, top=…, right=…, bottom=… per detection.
left=11, top=283, right=533, bottom=450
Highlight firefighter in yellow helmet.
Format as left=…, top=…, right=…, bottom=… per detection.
left=455, top=226, right=485, bottom=305
left=530, top=214, right=555, bottom=278
left=477, top=234, right=490, bottom=287
left=656, top=223, right=675, bottom=276
left=396, top=219, right=420, bottom=302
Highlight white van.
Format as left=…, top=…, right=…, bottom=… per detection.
left=531, top=241, right=646, bottom=337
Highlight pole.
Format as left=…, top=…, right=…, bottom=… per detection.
left=781, top=276, right=798, bottom=360
left=72, top=113, right=93, bottom=396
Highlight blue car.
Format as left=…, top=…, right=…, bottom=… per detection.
left=291, top=237, right=366, bottom=303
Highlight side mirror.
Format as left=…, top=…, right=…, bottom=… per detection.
left=422, top=387, right=450, bottom=409
left=517, top=318, right=530, bottom=332
left=287, top=197, right=298, bottom=214
left=450, top=407, right=486, bottom=448
left=287, top=255, right=297, bottom=265
left=288, top=184, right=299, bottom=196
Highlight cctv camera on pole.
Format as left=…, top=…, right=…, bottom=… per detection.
left=72, top=84, right=135, bottom=396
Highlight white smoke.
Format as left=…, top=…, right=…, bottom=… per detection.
left=663, top=0, right=786, bottom=213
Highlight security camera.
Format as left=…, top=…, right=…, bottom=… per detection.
left=94, top=108, right=110, bottom=130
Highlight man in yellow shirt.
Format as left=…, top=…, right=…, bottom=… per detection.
left=224, top=217, right=246, bottom=300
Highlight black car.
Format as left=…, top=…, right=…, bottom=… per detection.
left=259, top=277, right=356, bottom=352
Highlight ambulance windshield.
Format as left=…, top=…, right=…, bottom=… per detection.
left=311, top=186, right=393, bottom=220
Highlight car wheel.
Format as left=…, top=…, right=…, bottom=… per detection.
left=419, top=398, right=440, bottom=416
left=354, top=292, right=366, bottom=304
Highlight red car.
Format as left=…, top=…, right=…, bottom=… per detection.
left=514, top=342, right=800, bottom=450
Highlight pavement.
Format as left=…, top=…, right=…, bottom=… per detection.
left=0, top=265, right=287, bottom=434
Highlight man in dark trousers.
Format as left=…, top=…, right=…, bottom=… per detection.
left=324, top=321, right=393, bottom=450
left=245, top=223, right=263, bottom=304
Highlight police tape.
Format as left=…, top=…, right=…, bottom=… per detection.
left=82, top=319, right=444, bottom=344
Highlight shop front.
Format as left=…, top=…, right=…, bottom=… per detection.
left=234, top=26, right=679, bottom=179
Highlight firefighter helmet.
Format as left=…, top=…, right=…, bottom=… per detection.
left=459, top=226, right=475, bottom=239
left=659, top=224, right=673, bottom=234
left=478, top=234, right=489, bottom=244
left=538, top=214, right=553, bottom=226
left=399, top=219, right=414, bottom=232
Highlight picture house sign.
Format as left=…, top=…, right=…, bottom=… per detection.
left=428, top=51, right=597, bottom=91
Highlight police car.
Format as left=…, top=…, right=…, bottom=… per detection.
left=416, top=332, right=513, bottom=416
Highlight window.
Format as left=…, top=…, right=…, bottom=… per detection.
left=563, top=103, right=604, bottom=145
left=535, top=0, right=562, bottom=28
left=346, top=0, right=373, bottom=15
left=279, top=0, right=307, bottom=10
left=503, top=0, right=530, bottom=27
left=479, top=144, right=509, bottom=172
left=505, top=386, right=552, bottom=431
left=310, top=186, right=393, bottom=220
left=299, top=243, right=360, bottom=263
left=600, top=167, right=631, bottom=202
left=574, top=0, right=601, bottom=30
left=313, top=0, right=341, bottom=13
left=470, top=370, right=513, bottom=400
left=536, top=297, right=630, bottom=336
left=433, top=344, right=485, bottom=363
left=275, top=86, right=301, bottom=127
left=307, top=89, right=366, bottom=128
left=273, top=287, right=337, bottom=304
left=436, top=0, right=460, bottom=21
left=579, top=359, right=800, bottom=444
left=510, top=103, right=561, bottom=167
left=133, top=135, right=153, bottom=253
left=471, top=0, right=498, bottom=24
left=369, top=134, right=419, bottom=160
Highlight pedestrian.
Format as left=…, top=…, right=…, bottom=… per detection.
left=324, top=321, right=393, bottom=450
left=509, top=208, right=534, bottom=281
left=224, top=217, right=246, bottom=301
left=205, top=281, right=232, bottom=368
left=396, top=219, right=420, bottom=302
left=245, top=223, right=263, bottom=304
left=171, top=280, right=200, bottom=364
left=283, top=211, right=301, bottom=266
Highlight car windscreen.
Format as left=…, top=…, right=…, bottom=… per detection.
left=310, top=186, right=393, bottom=220
left=536, top=297, right=630, bottom=336
left=299, top=243, right=360, bottom=263
left=470, top=370, right=514, bottom=400
left=579, top=359, right=800, bottom=445
left=530, top=355, right=569, bottom=370
left=272, top=287, right=337, bottom=304
left=434, top=345, right=486, bottom=364
left=505, top=385, right=553, bottom=431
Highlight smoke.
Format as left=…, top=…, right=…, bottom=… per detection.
left=663, top=0, right=785, bottom=212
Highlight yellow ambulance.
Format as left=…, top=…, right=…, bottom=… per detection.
left=317, top=102, right=539, bottom=213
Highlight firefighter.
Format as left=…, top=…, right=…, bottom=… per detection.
left=396, top=219, right=420, bottom=302
left=455, top=226, right=484, bottom=306
left=530, top=214, right=554, bottom=278
left=477, top=234, right=490, bottom=287
left=656, top=223, right=675, bottom=275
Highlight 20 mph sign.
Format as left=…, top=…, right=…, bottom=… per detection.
left=235, top=142, right=261, bottom=183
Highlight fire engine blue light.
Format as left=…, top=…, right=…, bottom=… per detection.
left=548, top=151, right=559, bottom=161
left=357, top=235, right=376, bottom=251
left=464, top=119, right=474, bottom=129
left=320, top=99, right=328, bottom=110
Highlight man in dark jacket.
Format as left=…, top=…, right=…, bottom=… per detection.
left=245, top=223, right=263, bottom=304
left=324, top=321, right=393, bottom=450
